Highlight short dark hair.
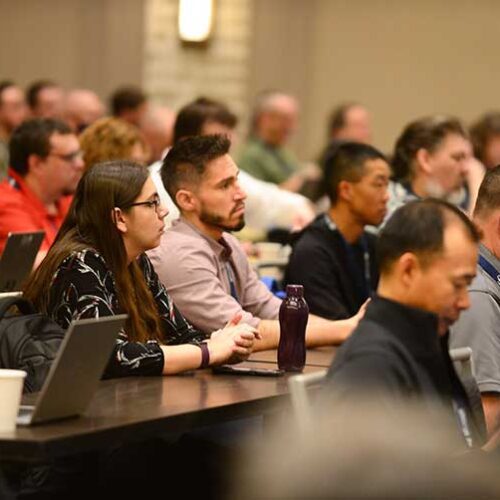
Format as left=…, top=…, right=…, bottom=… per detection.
left=0, top=80, right=16, bottom=104
left=26, top=80, right=58, bottom=110
left=323, top=141, right=387, bottom=204
left=9, top=118, right=73, bottom=176
left=473, top=165, right=500, bottom=219
left=392, top=116, right=468, bottom=181
left=110, top=86, right=147, bottom=116
left=161, top=134, right=231, bottom=207
left=377, top=199, right=480, bottom=274
left=328, top=102, right=359, bottom=137
left=173, top=97, right=237, bottom=144
left=469, top=112, right=500, bottom=166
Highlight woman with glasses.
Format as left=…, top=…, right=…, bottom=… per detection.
left=24, top=160, right=257, bottom=377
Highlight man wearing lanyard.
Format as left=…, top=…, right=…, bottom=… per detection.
left=149, top=134, right=363, bottom=350
left=451, top=166, right=500, bottom=440
left=323, top=199, right=484, bottom=449
left=0, top=118, right=84, bottom=265
left=285, top=142, right=390, bottom=319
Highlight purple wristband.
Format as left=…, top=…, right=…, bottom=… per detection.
left=198, top=342, right=210, bottom=369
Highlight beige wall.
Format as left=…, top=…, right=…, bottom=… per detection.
left=2, top=0, right=500, bottom=162
left=0, top=0, right=144, bottom=105
left=143, top=0, right=253, bottom=137
left=250, top=0, right=500, bottom=160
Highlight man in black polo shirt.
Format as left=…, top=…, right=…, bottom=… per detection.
left=324, top=199, right=483, bottom=447
left=285, top=142, right=390, bottom=319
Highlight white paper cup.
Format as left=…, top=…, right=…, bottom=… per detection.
left=0, top=369, right=26, bottom=432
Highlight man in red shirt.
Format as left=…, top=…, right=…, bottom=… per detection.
left=0, top=118, right=84, bottom=266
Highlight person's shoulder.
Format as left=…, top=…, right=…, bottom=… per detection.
left=60, top=248, right=109, bottom=270
left=150, top=222, right=216, bottom=270
left=163, top=221, right=212, bottom=252
left=0, top=180, right=27, bottom=208
left=239, top=137, right=262, bottom=152
left=51, top=249, right=112, bottom=291
left=470, top=267, right=498, bottom=294
left=291, top=215, right=335, bottom=252
left=341, top=320, right=405, bottom=359
left=238, top=138, right=267, bottom=160
left=328, top=326, right=406, bottom=383
left=330, top=325, right=410, bottom=390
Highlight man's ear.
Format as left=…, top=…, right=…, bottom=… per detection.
left=27, top=154, right=44, bottom=176
left=112, top=207, right=128, bottom=234
left=397, top=252, right=420, bottom=287
left=415, top=148, right=432, bottom=175
left=337, top=180, right=353, bottom=202
left=175, top=189, right=197, bottom=212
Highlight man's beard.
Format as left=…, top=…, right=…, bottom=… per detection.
left=425, top=178, right=465, bottom=203
left=199, top=209, right=246, bottom=233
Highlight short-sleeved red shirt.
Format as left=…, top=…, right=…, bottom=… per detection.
left=0, top=168, right=72, bottom=254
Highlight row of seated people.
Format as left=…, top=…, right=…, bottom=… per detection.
left=5, top=80, right=500, bottom=235
left=0, top=98, right=486, bottom=256
left=0, top=82, right=316, bottom=237
left=1, top=97, right=500, bottom=424
left=2, top=114, right=500, bottom=493
left=2, top=95, right=495, bottom=448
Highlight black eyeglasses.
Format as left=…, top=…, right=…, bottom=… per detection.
left=48, top=150, right=83, bottom=163
left=126, top=195, right=162, bottom=213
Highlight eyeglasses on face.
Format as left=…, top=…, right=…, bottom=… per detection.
left=126, top=195, right=162, bottom=213
left=48, top=150, right=83, bottom=163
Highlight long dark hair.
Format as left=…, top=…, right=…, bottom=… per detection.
left=24, top=160, right=163, bottom=343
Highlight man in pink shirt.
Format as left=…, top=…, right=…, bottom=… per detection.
left=148, top=134, right=361, bottom=350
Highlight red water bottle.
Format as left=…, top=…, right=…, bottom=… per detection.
left=278, top=284, right=309, bottom=372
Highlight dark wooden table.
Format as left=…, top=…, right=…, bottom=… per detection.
left=249, top=346, right=336, bottom=368
left=0, top=361, right=323, bottom=462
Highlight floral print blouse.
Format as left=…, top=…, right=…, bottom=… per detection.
left=47, top=249, right=206, bottom=378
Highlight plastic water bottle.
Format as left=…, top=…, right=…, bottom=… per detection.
left=278, top=284, right=309, bottom=372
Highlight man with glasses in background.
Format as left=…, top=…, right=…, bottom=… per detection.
left=0, top=118, right=84, bottom=266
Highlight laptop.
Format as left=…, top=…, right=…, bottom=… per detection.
left=0, top=231, right=45, bottom=292
left=17, top=314, right=127, bottom=426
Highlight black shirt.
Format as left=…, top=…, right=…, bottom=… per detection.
left=324, top=295, right=483, bottom=448
left=284, top=214, right=378, bottom=319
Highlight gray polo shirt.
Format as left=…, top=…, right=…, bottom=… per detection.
left=147, top=217, right=282, bottom=334
left=450, top=244, right=500, bottom=393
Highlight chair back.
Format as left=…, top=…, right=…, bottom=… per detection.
left=288, top=370, right=327, bottom=432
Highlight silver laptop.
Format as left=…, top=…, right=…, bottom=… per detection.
left=17, top=314, right=127, bottom=426
left=0, top=231, right=45, bottom=292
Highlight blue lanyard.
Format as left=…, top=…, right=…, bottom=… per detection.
left=324, top=214, right=372, bottom=296
left=478, top=254, right=500, bottom=286
left=219, top=237, right=239, bottom=302
left=225, top=262, right=239, bottom=303
left=452, top=400, right=474, bottom=448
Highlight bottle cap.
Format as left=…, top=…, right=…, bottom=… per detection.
left=285, top=284, right=304, bottom=298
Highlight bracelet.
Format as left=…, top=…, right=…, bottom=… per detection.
left=198, top=342, right=210, bottom=369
